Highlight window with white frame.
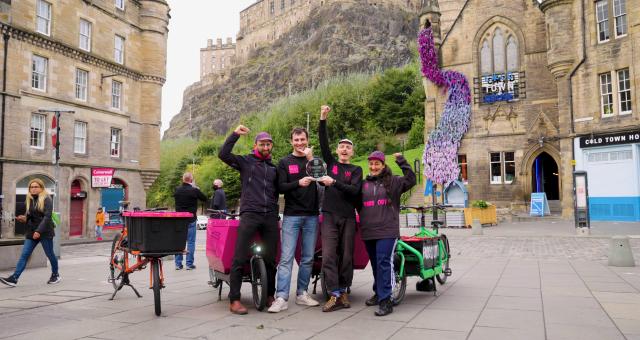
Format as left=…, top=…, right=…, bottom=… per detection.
left=490, top=152, right=515, bottom=184
left=36, top=0, right=51, bottom=36
left=617, top=68, right=632, bottom=114
left=281, top=0, right=285, bottom=10
left=111, top=80, right=122, bottom=109
left=31, top=55, right=48, bottom=91
left=79, top=19, right=92, bottom=51
left=613, top=0, right=627, bottom=37
left=74, top=121, right=87, bottom=154
left=110, top=128, right=121, bottom=157
left=270, top=1, right=275, bottom=14
left=114, top=35, right=125, bottom=64
left=115, top=0, right=125, bottom=10
left=600, top=72, right=614, bottom=116
left=75, top=69, right=88, bottom=101
left=479, top=26, right=519, bottom=75
left=596, top=0, right=610, bottom=42
left=30, top=113, right=46, bottom=149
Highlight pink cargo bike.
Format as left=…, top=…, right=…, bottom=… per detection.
left=205, top=210, right=276, bottom=311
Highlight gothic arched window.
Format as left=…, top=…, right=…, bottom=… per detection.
left=479, top=26, right=520, bottom=75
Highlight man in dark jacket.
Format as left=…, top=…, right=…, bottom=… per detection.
left=173, top=172, right=207, bottom=270
left=268, top=127, right=320, bottom=313
left=209, top=179, right=227, bottom=218
left=219, top=125, right=279, bottom=315
left=316, top=105, right=363, bottom=312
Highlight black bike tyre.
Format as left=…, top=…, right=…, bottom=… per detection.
left=436, top=234, right=450, bottom=285
left=392, top=273, right=407, bottom=306
left=320, top=272, right=329, bottom=301
left=109, top=233, right=124, bottom=290
left=251, top=257, right=268, bottom=311
left=152, top=260, right=161, bottom=316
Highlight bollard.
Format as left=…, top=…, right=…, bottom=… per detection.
left=472, top=218, right=483, bottom=235
left=608, top=235, right=635, bottom=267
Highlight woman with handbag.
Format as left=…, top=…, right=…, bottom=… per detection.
left=0, top=178, right=61, bottom=287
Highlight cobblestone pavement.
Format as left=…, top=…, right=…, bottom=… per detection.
left=0, top=224, right=638, bottom=340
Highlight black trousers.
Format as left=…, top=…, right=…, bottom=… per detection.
left=228, top=212, right=279, bottom=302
left=320, top=212, right=356, bottom=294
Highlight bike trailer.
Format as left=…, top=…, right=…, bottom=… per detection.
left=123, top=211, right=193, bottom=253
left=399, top=236, right=440, bottom=270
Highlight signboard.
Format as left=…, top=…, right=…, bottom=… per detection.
left=575, top=176, right=587, bottom=209
left=92, top=168, right=115, bottom=188
left=480, top=72, right=520, bottom=104
left=530, top=192, right=550, bottom=217
left=579, top=130, right=640, bottom=148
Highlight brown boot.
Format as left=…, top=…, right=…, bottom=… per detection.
left=339, top=293, right=351, bottom=309
left=322, top=295, right=344, bottom=312
left=229, top=300, right=248, bottom=315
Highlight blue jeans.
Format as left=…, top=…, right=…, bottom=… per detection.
left=175, top=221, right=196, bottom=267
left=14, top=238, right=58, bottom=280
left=275, top=215, right=318, bottom=300
left=95, top=225, right=103, bottom=238
left=364, top=238, right=397, bottom=301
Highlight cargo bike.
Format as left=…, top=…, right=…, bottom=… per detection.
left=392, top=205, right=452, bottom=305
left=108, top=210, right=193, bottom=316
left=206, top=210, right=274, bottom=311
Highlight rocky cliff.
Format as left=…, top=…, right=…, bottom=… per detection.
left=163, top=1, right=420, bottom=139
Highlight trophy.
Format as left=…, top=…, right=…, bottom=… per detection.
left=306, top=157, right=327, bottom=181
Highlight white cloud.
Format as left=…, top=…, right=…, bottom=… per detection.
left=162, top=0, right=256, bottom=136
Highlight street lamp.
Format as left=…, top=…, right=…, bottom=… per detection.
left=38, top=108, right=75, bottom=258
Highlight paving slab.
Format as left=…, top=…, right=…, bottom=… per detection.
left=389, top=328, right=467, bottom=340
left=468, top=326, right=545, bottom=340
left=544, top=306, right=618, bottom=328
left=313, top=318, right=405, bottom=340
left=405, top=308, right=480, bottom=332
left=475, top=308, right=544, bottom=330
left=546, top=323, right=625, bottom=340
left=485, top=295, right=542, bottom=311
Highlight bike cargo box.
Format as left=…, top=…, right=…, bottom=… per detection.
left=401, top=236, right=440, bottom=269
left=123, top=211, right=193, bottom=253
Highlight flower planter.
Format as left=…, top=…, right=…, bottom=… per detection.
left=463, top=205, right=497, bottom=227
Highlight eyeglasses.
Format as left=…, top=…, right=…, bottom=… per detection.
left=29, top=186, right=41, bottom=189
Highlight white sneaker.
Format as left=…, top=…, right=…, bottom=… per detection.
left=267, top=297, right=288, bottom=313
left=296, top=291, right=320, bottom=306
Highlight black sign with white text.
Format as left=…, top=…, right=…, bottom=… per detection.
left=579, top=130, right=640, bottom=148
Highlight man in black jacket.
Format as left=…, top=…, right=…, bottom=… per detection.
left=173, top=172, right=207, bottom=270
left=209, top=179, right=227, bottom=218
left=219, top=125, right=279, bottom=315
left=316, top=105, right=363, bottom=312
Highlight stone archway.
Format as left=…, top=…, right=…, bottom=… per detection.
left=521, top=144, right=563, bottom=212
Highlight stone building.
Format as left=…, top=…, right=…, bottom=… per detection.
left=0, top=0, right=169, bottom=240
left=421, top=0, right=638, bottom=221
left=200, top=37, right=236, bottom=80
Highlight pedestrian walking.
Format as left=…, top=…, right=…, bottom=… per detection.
left=360, top=151, right=416, bottom=316
left=173, top=172, right=207, bottom=270
left=316, top=105, right=363, bottom=312
left=268, top=127, right=321, bottom=313
left=0, top=179, right=61, bottom=287
left=219, top=125, right=280, bottom=315
left=95, top=207, right=105, bottom=241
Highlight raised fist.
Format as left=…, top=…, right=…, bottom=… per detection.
left=234, top=125, right=250, bottom=135
left=320, top=105, right=331, bottom=120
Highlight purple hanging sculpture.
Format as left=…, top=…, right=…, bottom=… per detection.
left=418, top=27, right=471, bottom=185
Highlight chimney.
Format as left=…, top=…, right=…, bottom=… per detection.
left=227, top=37, right=233, bottom=45
left=217, top=38, right=223, bottom=47
left=207, top=39, right=213, bottom=47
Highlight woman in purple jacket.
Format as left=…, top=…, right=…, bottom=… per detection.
left=359, top=151, right=416, bottom=316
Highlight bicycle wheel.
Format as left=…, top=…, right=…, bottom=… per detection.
left=392, top=272, right=407, bottom=306
left=109, top=233, right=125, bottom=290
left=251, top=257, right=268, bottom=311
left=152, top=259, right=162, bottom=316
left=319, top=272, right=329, bottom=301
left=436, top=234, right=450, bottom=285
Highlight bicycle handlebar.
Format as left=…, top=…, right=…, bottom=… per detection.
left=400, top=204, right=453, bottom=211
left=206, top=209, right=240, bottom=218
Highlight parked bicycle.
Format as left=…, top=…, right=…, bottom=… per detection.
left=108, top=207, right=193, bottom=316
left=392, top=204, right=452, bottom=305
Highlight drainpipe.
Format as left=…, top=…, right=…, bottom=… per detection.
left=567, top=0, right=587, bottom=169
left=0, top=32, right=9, bottom=239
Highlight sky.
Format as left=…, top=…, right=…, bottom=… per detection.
left=162, top=1, right=255, bottom=135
